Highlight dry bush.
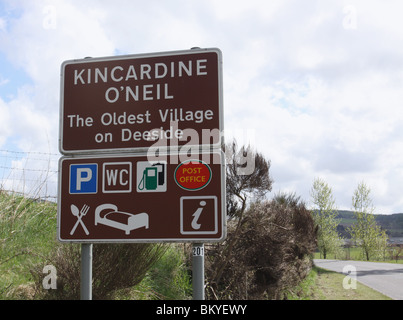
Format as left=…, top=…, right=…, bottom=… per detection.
left=31, top=242, right=167, bottom=300
left=205, top=193, right=317, bottom=300
left=207, top=140, right=317, bottom=299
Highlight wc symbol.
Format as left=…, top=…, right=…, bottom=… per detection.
left=180, top=196, right=218, bottom=235
left=191, top=201, right=206, bottom=230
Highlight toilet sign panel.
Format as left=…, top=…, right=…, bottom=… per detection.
left=57, top=151, right=226, bottom=243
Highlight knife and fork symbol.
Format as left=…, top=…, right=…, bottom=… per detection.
left=70, top=204, right=90, bottom=235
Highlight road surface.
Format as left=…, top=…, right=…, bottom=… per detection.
left=314, top=259, right=403, bottom=300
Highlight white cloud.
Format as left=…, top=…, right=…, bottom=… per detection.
left=0, top=98, right=11, bottom=146
left=2, top=1, right=116, bottom=82
left=0, top=75, right=9, bottom=86
left=1, top=0, right=403, bottom=212
left=0, top=17, right=6, bottom=32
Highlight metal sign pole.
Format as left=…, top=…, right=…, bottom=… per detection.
left=81, top=243, right=93, bottom=300
left=192, top=243, right=205, bottom=300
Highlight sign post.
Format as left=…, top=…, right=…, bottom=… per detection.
left=58, top=48, right=225, bottom=300
left=192, top=243, right=205, bottom=300
left=80, top=243, right=92, bottom=300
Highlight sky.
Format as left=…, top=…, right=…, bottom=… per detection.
left=1, top=0, right=403, bottom=213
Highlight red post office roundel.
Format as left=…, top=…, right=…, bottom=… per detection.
left=174, top=160, right=212, bottom=191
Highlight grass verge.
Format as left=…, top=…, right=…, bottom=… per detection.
left=0, top=192, right=57, bottom=299
left=288, top=266, right=392, bottom=300
left=114, top=244, right=192, bottom=300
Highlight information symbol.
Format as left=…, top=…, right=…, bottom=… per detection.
left=180, top=196, right=218, bottom=235
left=191, top=201, right=206, bottom=230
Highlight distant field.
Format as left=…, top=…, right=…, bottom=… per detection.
left=336, top=210, right=403, bottom=238
left=314, top=248, right=403, bottom=264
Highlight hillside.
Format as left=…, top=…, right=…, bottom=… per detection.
left=335, top=210, right=403, bottom=238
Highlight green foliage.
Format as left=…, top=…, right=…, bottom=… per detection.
left=31, top=242, right=168, bottom=300
left=0, top=192, right=57, bottom=299
left=0, top=191, right=190, bottom=300
left=348, top=182, right=388, bottom=261
left=137, top=244, right=192, bottom=300
left=288, top=266, right=392, bottom=300
left=310, top=178, right=343, bottom=259
left=374, top=214, right=403, bottom=237
left=286, top=266, right=320, bottom=300
left=329, top=210, right=403, bottom=239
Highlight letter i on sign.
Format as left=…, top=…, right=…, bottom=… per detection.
left=191, top=201, right=206, bottom=230
left=180, top=196, right=218, bottom=235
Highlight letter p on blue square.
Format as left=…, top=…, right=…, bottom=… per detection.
left=69, top=164, right=98, bottom=194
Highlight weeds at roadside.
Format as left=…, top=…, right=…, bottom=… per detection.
left=287, top=266, right=392, bottom=300
left=0, top=191, right=57, bottom=299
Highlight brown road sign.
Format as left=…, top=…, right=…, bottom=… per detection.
left=57, top=151, right=226, bottom=243
left=59, top=48, right=223, bottom=154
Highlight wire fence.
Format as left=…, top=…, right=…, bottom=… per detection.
left=0, top=149, right=60, bottom=201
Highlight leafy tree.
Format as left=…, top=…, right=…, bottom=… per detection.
left=310, top=178, right=343, bottom=259
left=348, top=182, right=388, bottom=261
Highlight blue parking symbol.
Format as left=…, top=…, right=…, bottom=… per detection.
left=69, top=164, right=98, bottom=194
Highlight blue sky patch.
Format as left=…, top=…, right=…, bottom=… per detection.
left=0, top=52, right=32, bottom=102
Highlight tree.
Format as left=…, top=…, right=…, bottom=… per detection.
left=224, top=140, right=273, bottom=219
left=348, top=182, right=388, bottom=261
left=310, top=178, right=343, bottom=259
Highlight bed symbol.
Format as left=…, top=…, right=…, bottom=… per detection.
left=95, top=203, right=149, bottom=235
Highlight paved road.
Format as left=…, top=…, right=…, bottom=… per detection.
left=314, top=259, right=403, bottom=300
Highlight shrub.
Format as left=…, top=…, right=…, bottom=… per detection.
left=205, top=193, right=317, bottom=300
left=143, top=244, right=192, bottom=300
left=31, top=242, right=167, bottom=300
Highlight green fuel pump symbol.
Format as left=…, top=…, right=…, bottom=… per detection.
left=138, top=163, right=165, bottom=191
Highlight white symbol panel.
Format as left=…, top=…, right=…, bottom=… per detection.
left=180, top=196, right=218, bottom=235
